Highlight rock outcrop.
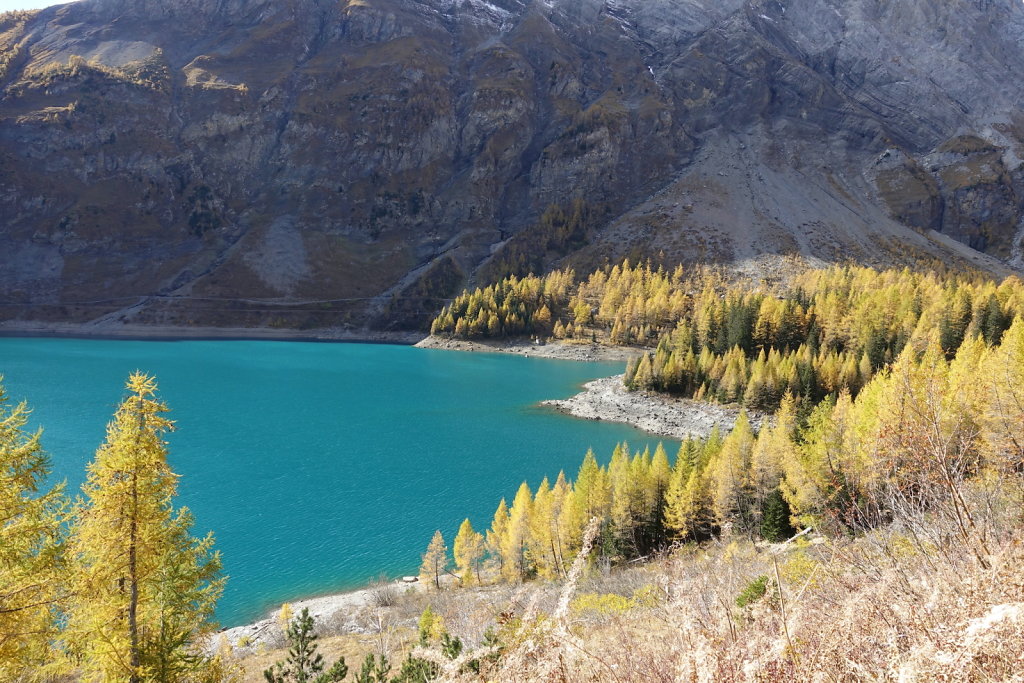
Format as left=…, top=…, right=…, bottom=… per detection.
left=1, top=0, right=1022, bottom=332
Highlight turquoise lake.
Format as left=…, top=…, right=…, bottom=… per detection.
left=0, top=338, right=674, bottom=626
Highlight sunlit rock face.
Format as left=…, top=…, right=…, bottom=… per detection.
left=2, top=0, right=1022, bottom=330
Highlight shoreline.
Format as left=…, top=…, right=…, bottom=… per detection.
left=215, top=371, right=759, bottom=653
left=414, top=335, right=646, bottom=362
left=0, top=321, right=425, bottom=344
left=215, top=577, right=425, bottom=652
left=205, top=338, right=663, bottom=655
left=0, top=325, right=642, bottom=364
left=541, top=374, right=767, bottom=441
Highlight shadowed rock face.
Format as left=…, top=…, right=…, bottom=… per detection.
left=1, top=0, right=1022, bottom=331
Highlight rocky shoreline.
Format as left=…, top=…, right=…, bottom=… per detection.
left=414, top=335, right=645, bottom=362
left=0, top=321, right=424, bottom=344
left=214, top=578, right=425, bottom=654
left=417, top=336, right=765, bottom=440
left=542, top=374, right=765, bottom=441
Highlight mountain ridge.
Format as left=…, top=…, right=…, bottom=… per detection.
left=2, top=0, right=1023, bottom=332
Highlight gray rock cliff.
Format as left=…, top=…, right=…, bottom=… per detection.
left=1, top=0, right=1022, bottom=331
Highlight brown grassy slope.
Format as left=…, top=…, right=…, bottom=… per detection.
left=233, top=502, right=1023, bottom=681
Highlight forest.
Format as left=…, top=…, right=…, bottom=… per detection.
left=431, top=261, right=1024, bottom=410
left=424, top=316, right=1024, bottom=585
left=406, top=282, right=1024, bottom=679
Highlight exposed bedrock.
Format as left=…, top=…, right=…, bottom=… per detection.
left=1, top=0, right=1022, bottom=330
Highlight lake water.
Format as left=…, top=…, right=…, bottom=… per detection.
left=0, top=338, right=673, bottom=626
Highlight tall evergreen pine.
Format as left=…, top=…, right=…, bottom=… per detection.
left=760, top=488, right=796, bottom=542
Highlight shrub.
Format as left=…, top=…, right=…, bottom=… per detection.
left=735, top=575, right=769, bottom=608
left=571, top=592, right=633, bottom=616
left=370, top=576, right=398, bottom=608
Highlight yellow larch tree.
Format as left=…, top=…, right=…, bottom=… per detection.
left=502, top=482, right=533, bottom=582
left=608, top=444, right=636, bottom=553
left=665, top=435, right=722, bottom=541
left=681, top=460, right=717, bottom=541
left=981, top=317, right=1024, bottom=472
left=874, top=339, right=993, bottom=565
left=750, top=395, right=796, bottom=528
left=565, top=449, right=610, bottom=550
left=646, top=443, right=672, bottom=543
left=277, top=603, right=293, bottom=633
left=664, top=439, right=696, bottom=538
left=419, top=530, right=448, bottom=590
left=781, top=394, right=845, bottom=531
left=63, top=372, right=223, bottom=683
left=0, top=381, right=66, bottom=680
left=547, top=471, right=571, bottom=576
left=485, top=498, right=510, bottom=577
left=707, top=411, right=755, bottom=534
left=452, top=519, right=484, bottom=585
left=527, top=478, right=559, bottom=579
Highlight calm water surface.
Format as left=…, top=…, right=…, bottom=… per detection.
left=0, top=338, right=674, bottom=626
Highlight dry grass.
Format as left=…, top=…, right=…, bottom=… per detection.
left=233, top=503, right=1023, bottom=682
left=234, top=628, right=418, bottom=683
left=19, top=52, right=169, bottom=93
left=398, top=515, right=1024, bottom=682
left=230, top=575, right=533, bottom=681
left=478, top=528, right=1024, bottom=682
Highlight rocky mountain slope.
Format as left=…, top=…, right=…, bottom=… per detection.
left=1, top=0, right=1023, bottom=332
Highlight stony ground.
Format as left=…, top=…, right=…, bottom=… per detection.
left=413, top=336, right=645, bottom=362
left=541, top=374, right=765, bottom=441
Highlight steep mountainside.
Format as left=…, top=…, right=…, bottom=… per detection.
left=1, top=0, right=1023, bottom=332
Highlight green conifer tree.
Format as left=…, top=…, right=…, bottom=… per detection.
left=264, top=608, right=348, bottom=683
left=759, top=488, right=796, bottom=542
left=353, top=654, right=391, bottom=683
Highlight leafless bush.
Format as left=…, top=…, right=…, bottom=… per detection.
left=369, top=575, right=399, bottom=608
left=260, top=622, right=288, bottom=651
